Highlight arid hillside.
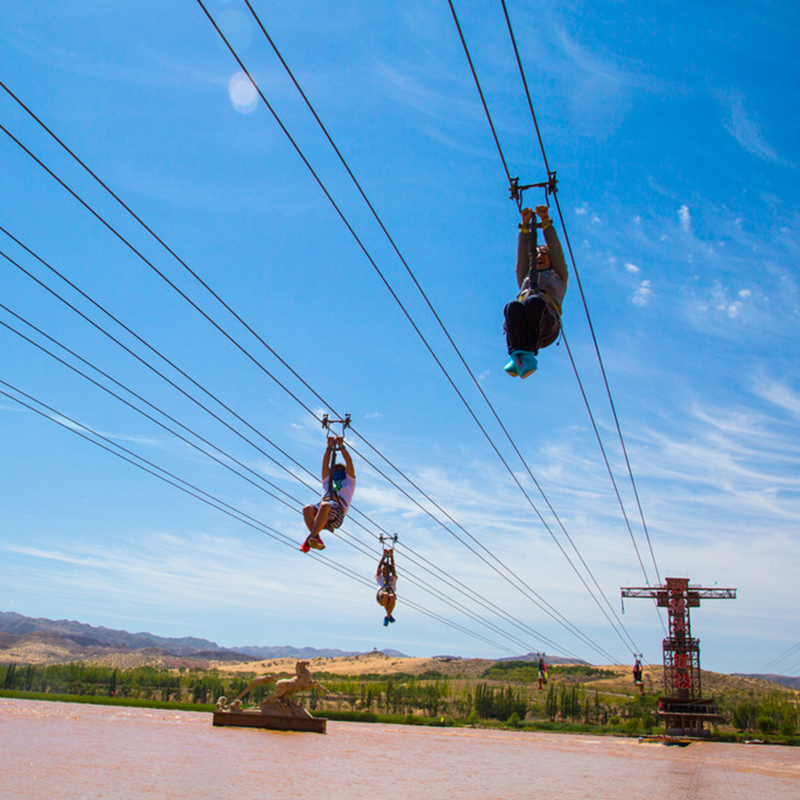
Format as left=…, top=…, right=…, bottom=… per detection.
left=1, top=622, right=794, bottom=698
left=209, top=651, right=794, bottom=697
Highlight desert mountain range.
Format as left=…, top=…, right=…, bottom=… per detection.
left=1, top=610, right=797, bottom=690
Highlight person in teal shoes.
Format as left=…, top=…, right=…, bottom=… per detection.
left=503, top=205, right=568, bottom=378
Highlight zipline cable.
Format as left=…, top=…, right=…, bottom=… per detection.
left=195, top=2, right=637, bottom=659
left=2, top=28, right=637, bottom=658
left=551, top=192, right=663, bottom=587
left=343, top=432, right=621, bottom=662
left=1, top=323, right=540, bottom=652
left=0, top=382, right=301, bottom=552
left=498, top=0, right=551, bottom=177
left=0, top=226, right=407, bottom=559
left=0, top=116, right=620, bottom=663
left=0, top=229, right=319, bottom=502
left=561, top=332, right=652, bottom=582
left=445, top=0, right=644, bottom=650
left=0, top=220, right=605, bottom=658
left=0, top=379, right=532, bottom=658
left=758, top=640, right=800, bottom=674
left=0, top=277, right=532, bottom=651
left=447, top=0, right=664, bottom=646
left=0, top=223, right=423, bottom=570
left=0, top=304, right=306, bottom=514
left=0, top=237, right=582, bottom=658
left=498, top=0, right=662, bottom=589
left=2, top=373, right=522, bottom=652
left=393, top=539, right=587, bottom=659
left=494, top=0, right=655, bottom=584
left=446, top=0, right=520, bottom=209
left=1, top=221, right=419, bottom=562
left=237, top=0, right=637, bottom=658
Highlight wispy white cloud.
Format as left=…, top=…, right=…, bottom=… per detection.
left=689, top=281, right=756, bottom=323
left=631, top=280, right=652, bottom=307
left=375, top=61, right=498, bottom=159
left=718, top=89, right=790, bottom=166
left=0, top=531, right=342, bottom=616
left=551, top=21, right=650, bottom=93
left=678, top=205, right=691, bottom=233
left=642, top=390, right=800, bottom=498
left=753, top=379, right=800, bottom=421
left=592, top=196, right=798, bottom=339
left=538, top=16, right=672, bottom=135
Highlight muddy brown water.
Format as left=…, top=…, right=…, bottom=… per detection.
left=1, top=699, right=799, bottom=799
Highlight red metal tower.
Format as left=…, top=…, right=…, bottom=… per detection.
left=621, top=577, right=736, bottom=736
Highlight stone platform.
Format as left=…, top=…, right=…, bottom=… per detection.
left=212, top=708, right=326, bottom=733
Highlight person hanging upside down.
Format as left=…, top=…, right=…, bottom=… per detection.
left=503, top=205, right=568, bottom=378
left=301, top=436, right=355, bottom=552
left=376, top=547, right=397, bottom=626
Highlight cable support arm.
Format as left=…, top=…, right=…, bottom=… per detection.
left=509, top=172, right=558, bottom=209
left=321, top=413, right=351, bottom=437
left=379, top=532, right=398, bottom=549
left=621, top=586, right=737, bottom=601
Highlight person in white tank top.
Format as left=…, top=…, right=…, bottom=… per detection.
left=301, top=436, right=356, bottom=552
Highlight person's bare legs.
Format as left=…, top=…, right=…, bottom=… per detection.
left=385, top=593, right=396, bottom=620
left=303, top=502, right=331, bottom=541
left=381, top=591, right=396, bottom=624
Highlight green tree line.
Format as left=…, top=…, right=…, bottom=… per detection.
left=1, top=660, right=797, bottom=741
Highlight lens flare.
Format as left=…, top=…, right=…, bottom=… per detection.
left=228, top=71, right=258, bottom=114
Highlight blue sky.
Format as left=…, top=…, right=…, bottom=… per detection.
left=1, top=0, right=798, bottom=674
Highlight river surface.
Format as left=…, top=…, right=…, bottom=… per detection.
left=1, top=698, right=799, bottom=799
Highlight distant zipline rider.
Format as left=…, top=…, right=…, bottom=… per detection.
left=503, top=205, right=568, bottom=378
left=537, top=654, right=549, bottom=690
left=633, top=658, right=644, bottom=695
left=301, top=425, right=356, bottom=553
left=376, top=535, right=398, bottom=627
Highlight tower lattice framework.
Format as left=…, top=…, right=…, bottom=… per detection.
left=621, top=577, right=736, bottom=736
